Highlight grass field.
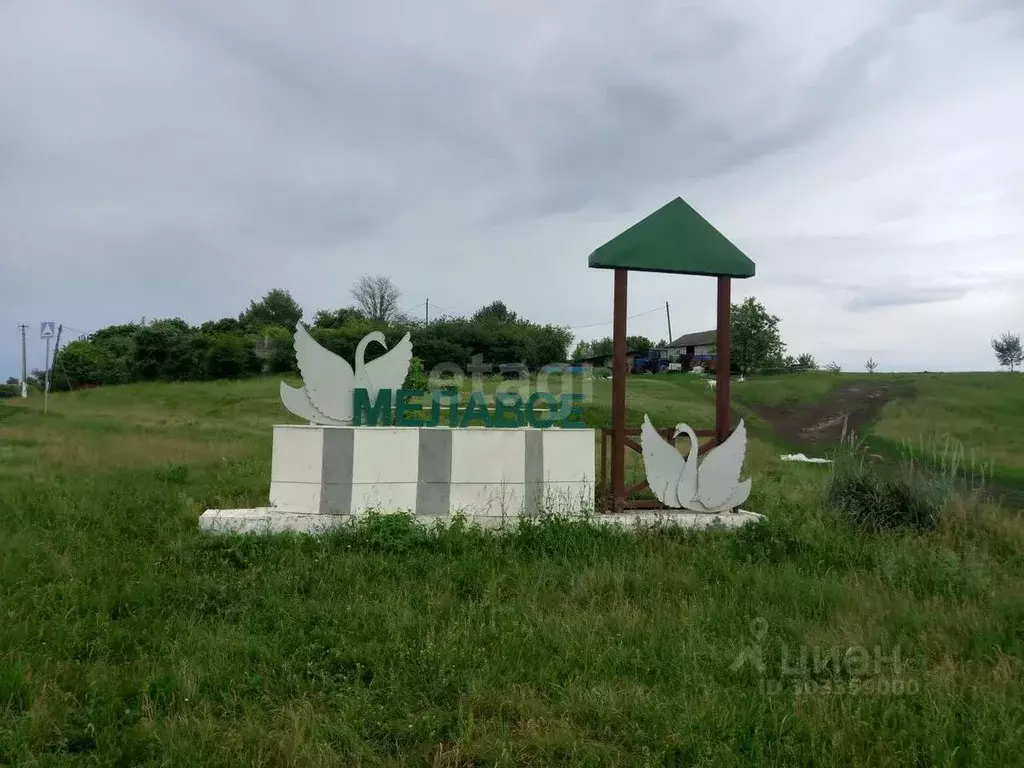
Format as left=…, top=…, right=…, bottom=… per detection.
left=872, top=373, right=1024, bottom=486
left=1, top=373, right=1023, bottom=765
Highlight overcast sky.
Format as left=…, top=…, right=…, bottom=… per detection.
left=2, top=0, right=1022, bottom=378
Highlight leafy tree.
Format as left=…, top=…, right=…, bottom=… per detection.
left=55, top=340, right=130, bottom=387
left=472, top=301, right=518, bottom=324
left=239, top=289, right=302, bottom=332
left=730, top=297, right=785, bottom=375
left=312, top=307, right=365, bottom=329
left=589, top=338, right=613, bottom=358
left=262, top=326, right=297, bottom=373
left=351, top=275, right=402, bottom=324
left=796, top=353, right=817, bottom=370
left=992, top=331, right=1023, bottom=372
left=403, top=357, right=428, bottom=390
left=148, top=317, right=191, bottom=333
left=627, top=336, right=654, bottom=354
left=200, top=317, right=242, bottom=334
left=571, top=335, right=652, bottom=360
left=201, top=333, right=262, bottom=379
left=131, top=321, right=199, bottom=381
left=89, top=323, right=140, bottom=345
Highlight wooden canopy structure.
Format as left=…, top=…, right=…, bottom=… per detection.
left=588, top=197, right=756, bottom=509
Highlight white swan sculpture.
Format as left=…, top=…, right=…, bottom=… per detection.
left=639, top=413, right=751, bottom=512
left=280, top=324, right=413, bottom=425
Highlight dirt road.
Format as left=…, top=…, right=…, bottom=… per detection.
left=741, top=381, right=911, bottom=447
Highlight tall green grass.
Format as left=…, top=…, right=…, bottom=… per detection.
left=826, top=427, right=993, bottom=534
left=3, top=378, right=1024, bottom=764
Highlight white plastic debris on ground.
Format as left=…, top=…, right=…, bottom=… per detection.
left=780, top=453, right=832, bottom=464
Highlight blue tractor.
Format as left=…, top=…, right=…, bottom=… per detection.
left=630, top=349, right=671, bottom=374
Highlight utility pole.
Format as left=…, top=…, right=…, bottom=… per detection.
left=425, top=298, right=429, bottom=326
left=52, top=325, right=63, bottom=388
left=18, top=324, right=28, bottom=398
left=665, top=301, right=673, bottom=343
left=43, top=337, right=51, bottom=414
left=39, top=321, right=56, bottom=413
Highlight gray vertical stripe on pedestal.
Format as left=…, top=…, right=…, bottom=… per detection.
left=525, top=429, right=544, bottom=514
left=416, top=429, right=453, bottom=516
left=320, top=428, right=354, bottom=515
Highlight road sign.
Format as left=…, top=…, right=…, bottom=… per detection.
left=40, top=322, right=56, bottom=339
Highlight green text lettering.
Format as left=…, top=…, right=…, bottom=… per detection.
left=429, top=390, right=460, bottom=426
left=459, top=390, right=493, bottom=427
left=353, top=388, right=393, bottom=426
left=493, top=392, right=526, bottom=427
left=526, top=391, right=558, bottom=427
left=559, top=392, right=586, bottom=428
left=395, top=389, right=425, bottom=426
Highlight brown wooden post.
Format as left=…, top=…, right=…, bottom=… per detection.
left=716, top=276, right=731, bottom=445
left=611, top=268, right=628, bottom=505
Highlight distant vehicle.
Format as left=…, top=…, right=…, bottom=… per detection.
left=630, top=355, right=670, bottom=374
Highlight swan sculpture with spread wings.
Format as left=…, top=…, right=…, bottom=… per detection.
left=279, top=324, right=413, bottom=425
left=639, top=413, right=751, bottom=512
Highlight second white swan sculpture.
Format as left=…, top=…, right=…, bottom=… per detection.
left=280, top=324, right=413, bottom=425
left=639, top=413, right=751, bottom=512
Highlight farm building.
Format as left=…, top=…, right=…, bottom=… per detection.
left=656, top=329, right=717, bottom=367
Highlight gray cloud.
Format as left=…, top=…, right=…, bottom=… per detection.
left=0, top=0, right=1022, bottom=377
left=843, top=286, right=970, bottom=312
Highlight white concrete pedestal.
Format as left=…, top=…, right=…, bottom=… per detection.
left=201, top=424, right=597, bottom=532
left=199, top=424, right=763, bottom=535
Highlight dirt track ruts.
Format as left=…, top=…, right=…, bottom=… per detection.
left=739, top=381, right=914, bottom=447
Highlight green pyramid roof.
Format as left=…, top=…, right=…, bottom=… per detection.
left=588, top=197, right=755, bottom=278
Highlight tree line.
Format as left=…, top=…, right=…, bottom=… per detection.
left=4, top=279, right=833, bottom=397
left=38, top=278, right=574, bottom=390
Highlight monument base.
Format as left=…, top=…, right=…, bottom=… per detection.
left=198, top=507, right=764, bottom=534
left=202, top=424, right=597, bottom=522
left=200, top=424, right=764, bottom=535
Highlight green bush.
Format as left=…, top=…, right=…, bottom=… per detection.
left=263, top=326, right=297, bottom=374
left=403, top=356, right=428, bottom=390
left=201, top=333, right=262, bottom=379
left=54, top=340, right=131, bottom=388
left=825, top=435, right=955, bottom=533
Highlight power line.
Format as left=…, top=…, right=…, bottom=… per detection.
left=567, top=305, right=663, bottom=330
left=62, top=326, right=94, bottom=339
left=426, top=302, right=458, bottom=317
left=398, top=301, right=425, bottom=317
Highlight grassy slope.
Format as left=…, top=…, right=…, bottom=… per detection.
left=873, top=373, right=1024, bottom=485
left=1, top=376, right=1023, bottom=765
left=733, top=372, right=1024, bottom=490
